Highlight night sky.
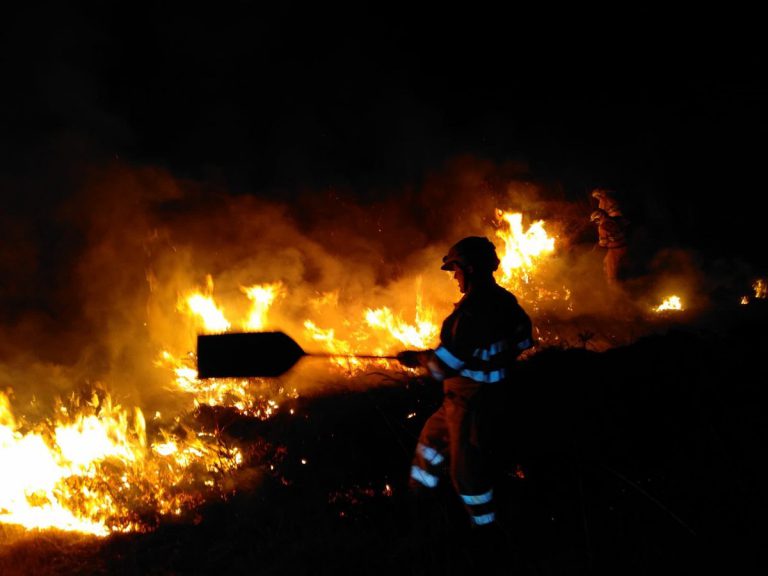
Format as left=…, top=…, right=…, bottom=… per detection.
left=2, top=4, right=766, bottom=267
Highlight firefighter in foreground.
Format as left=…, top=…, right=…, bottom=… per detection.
left=397, top=236, right=533, bottom=531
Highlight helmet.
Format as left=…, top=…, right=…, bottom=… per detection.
left=590, top=209, right=606, bottom=223
left=441, top=236, right=500, bottom=273
left=591, top=187, right=614, bottom=199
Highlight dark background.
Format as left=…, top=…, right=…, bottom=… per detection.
left=2, top=4, right=766, bottom=267
left=1, top=7, right=766, bottom=574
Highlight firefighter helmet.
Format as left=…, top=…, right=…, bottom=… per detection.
left=591, top=187, right=615, bottom=199
left=440, top=236, right=500, bottom=273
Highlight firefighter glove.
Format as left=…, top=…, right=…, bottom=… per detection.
left=397, top=350, right=424, bottom=368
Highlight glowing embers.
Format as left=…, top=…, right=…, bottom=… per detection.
left=0, top=387, right=241, bottom=536
left=156, top=349, right=294, bottom=418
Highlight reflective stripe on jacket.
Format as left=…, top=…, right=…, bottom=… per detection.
left=427, top=281, right=532, bottom=384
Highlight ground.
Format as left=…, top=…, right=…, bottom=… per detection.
left=1, top=301, right=766, bottom=575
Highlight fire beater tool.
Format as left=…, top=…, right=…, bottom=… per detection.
left=196, top=331, right=399, bottom=378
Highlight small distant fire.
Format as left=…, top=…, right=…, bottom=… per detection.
left=742, top=279, right=767, bottom=305
left=654, top=295, right=683, bottom=312
left=753, top=279, right=766, bottom=299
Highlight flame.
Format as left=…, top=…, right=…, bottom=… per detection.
left=181, top=277, right=231, bottom=333
left=242, top=282, right=285, bottom=331
left=364, top=278, right=438, bottom=350
left=0, top=391, right=135, bottom=535
left=180, top=280, right=285, bottom=334
left=184, top=293, right=230, bottom=332
left=754, top=279, right=767, bottom=299
left=156, top=350, right=292, bottom=418
left=364, top=307, right=436, bottom=349
left=168, top=278, right=292, bottom=415
left=1, top=387, right=244, bottom=536
left=741, top=280, right=766, bottom=305
left=494, top=210, right=556, bottom=296
left=303, top=320, right=367, bottom=371
left=654, top=295, right=683, bottom=312
left=301, top=279, right=439, bottom=372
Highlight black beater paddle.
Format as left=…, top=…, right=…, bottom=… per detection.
left=196, top=331, right=398, bottom=378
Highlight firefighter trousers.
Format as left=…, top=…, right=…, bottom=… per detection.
left=409, top=377, right=496, bottom=526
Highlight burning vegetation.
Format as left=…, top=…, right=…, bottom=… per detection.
left=1, top=160, right=763, bottom=561
left=2, top=178, right=566, bottom=536
left=0, top=175, right=576, bottom=537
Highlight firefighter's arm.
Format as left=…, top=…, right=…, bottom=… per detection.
left=397, top=349, right=463, bottom=382
left=422, top=314, right=478, bottom=381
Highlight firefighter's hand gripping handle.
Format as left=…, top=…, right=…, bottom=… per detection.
left=396, top=350, right=429, bottom=368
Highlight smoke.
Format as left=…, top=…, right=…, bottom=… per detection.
left=0, top=154, right=759, bottom=418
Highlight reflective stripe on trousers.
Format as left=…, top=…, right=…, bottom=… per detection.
left=460, top=488, right=496, bottom=526
left=410, top=442, right=445, bottom=489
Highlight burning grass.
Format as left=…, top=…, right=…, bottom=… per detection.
left=2, top=165, right=766, bottom=573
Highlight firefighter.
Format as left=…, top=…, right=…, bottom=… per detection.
left=397, top=236, right=533, bottom=532
left=591, top=187, right=623, bottom=217
left=590, top=208, right=629, bottom=288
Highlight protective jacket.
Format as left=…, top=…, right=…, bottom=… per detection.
left=597, top=215, right=628, bottom=249
left=410, top=280, right=532, bottom=527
